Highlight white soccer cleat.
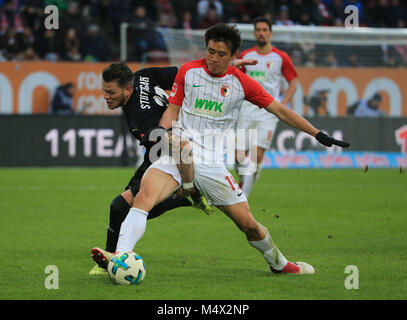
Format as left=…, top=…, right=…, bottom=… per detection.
left=294, top=262, right=315, bottom=274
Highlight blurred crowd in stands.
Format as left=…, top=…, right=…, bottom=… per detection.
left=1, top=0, right=407, bottom=66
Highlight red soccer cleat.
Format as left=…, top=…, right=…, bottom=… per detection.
left=91, top=247, right=115, bottom=270
left=270, top=261, right=315, bottom=274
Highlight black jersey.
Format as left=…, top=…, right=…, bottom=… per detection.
left=123, top=66, right=178, bottom=141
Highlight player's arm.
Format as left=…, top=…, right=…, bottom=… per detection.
left=265, top=99, right=349, bottom=147
left=169, top=132, right=195, bottom=197
left=280, top=51, right=298, bottom=106
left=231, top=58, right=258, bottom=71
left=243, top=73, right=349, bottom=147
left=280, top=78, right=297, bottom=106
left=158, top=103, right=196, bottom=196
left=159, top=103, right=181, bottom=130
left=176, top=140, right=194, bottom=193
left=266, top=99, right=318, bottom=137
left=243, top=72, right=318, bottom=136
left=162, top=65, right=198, bottom=196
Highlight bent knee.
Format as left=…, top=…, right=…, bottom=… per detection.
left=238, top=220, right=261, bottom=236
left=133, top=188, right=152, bottom=205
left=120, top=190, right=134, bottom=206
left=110, top=194, right=130, bottom=213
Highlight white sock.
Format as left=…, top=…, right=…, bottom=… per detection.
left=242, top=174, right=254, bottom=197
left=235, top=158, right=249, bottom=183
left=241, top=162, right=261, bottom=197
left=116, top=207, right=148, bottom=252
left=249, top=229, right=288, bottom=270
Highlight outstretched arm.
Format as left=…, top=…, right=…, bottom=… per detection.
left=265, top=99, right=350, bottom=147
left=266, top=99, right=319, bottom=137
left=231, top=59, right=258, bottom=71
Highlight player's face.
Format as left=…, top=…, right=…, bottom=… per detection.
left=102, top=80, right=130, bottom=109
left=206, top=40, right=236, bottom=75
left=254, top=22, right=272, bottom=47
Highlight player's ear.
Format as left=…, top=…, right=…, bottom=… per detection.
left=123, top=85, right=132, bottom=98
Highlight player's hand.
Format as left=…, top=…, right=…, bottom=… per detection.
left=140, top=126, right=167, bottom=147
left=315, top=131, right=350, bottom=148
left=173, top=185, right=196, bottom=199
left=232, top=59, right=258, bottom=69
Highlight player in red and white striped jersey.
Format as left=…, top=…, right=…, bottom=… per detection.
left=235, top=16, right=299, bottom=198
left=113, top=24, right=349, bottom=275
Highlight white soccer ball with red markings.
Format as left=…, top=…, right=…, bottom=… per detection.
left=107, top=251, right=146, bottom=285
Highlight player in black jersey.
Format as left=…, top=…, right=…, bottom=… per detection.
left=89, top=62, right=212, bottom=275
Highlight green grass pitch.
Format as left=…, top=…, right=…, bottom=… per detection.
left=0, top=167, right=406, bottom=300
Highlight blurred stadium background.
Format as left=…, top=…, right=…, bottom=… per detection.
left=0, top=0, right=406, bottom=168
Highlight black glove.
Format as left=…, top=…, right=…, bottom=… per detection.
left=140, top=126, right=167, bottom=147
left=315, top=131, right=350, bottom=148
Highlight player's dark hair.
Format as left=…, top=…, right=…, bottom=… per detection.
left=254, top=16, right=272, bottom=31
left=102, top=62, right=134, bottom=88
left=204, top=23, right=242, bottom=56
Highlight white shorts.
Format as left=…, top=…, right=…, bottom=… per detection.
left=147, top=155, right=247, bottom=206
left=236, top=115, right=279, bottom=150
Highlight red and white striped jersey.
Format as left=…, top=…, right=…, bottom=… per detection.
left=169, top=59, right=274, bottom=166
left=238, top=46, right=297, bottom=120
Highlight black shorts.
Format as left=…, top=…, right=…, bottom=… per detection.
left=125, top=159, right=152, bottom=197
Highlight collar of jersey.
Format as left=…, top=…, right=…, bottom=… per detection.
left=255, top=46, right=274, bottom=56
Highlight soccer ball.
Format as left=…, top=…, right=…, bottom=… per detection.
left=107, top=251, right=146, bottom=285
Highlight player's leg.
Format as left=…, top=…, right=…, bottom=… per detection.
left=235, top=148, right=248, bottom=187
left=116, top=157, right=181, bottom=253
left=102, top=161, right=149, bottom=254
left=105, top=190, right=132, bottom=253
left=217, top=202, right=289, bottom=270
left=241, top=117, right=278, bottom=197
left=92, top=157, right=181, bottom=270
left=194, top=165, right=313, bottom=274
left=100, top=186, right=192, bottom=257
left=240, top=146, right=265, bottom=197
left=193, top=165, right=286, bottom=270
left=91, top=176, right=181, bottom=272
left=235, top=117, right=252, bottom=185
left=105, top=160, right=191, bottom=251
left=89, top=189, right=133, bottom=274
left=217, top=202, right=313, bottom=274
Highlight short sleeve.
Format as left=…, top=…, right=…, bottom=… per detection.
left=239, top=72, right=274, bottom=108
left=281, top=52, right=298, bottom=82
left=136, top=67, right=178, bottom=90
left=168, top=65, right=186, bottom=106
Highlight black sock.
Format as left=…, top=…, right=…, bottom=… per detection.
left=105, top=195, right=130, bottom=252
left=148, top=196, right=192, bottom=220
left=105, top=195, right=192, bottom=251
